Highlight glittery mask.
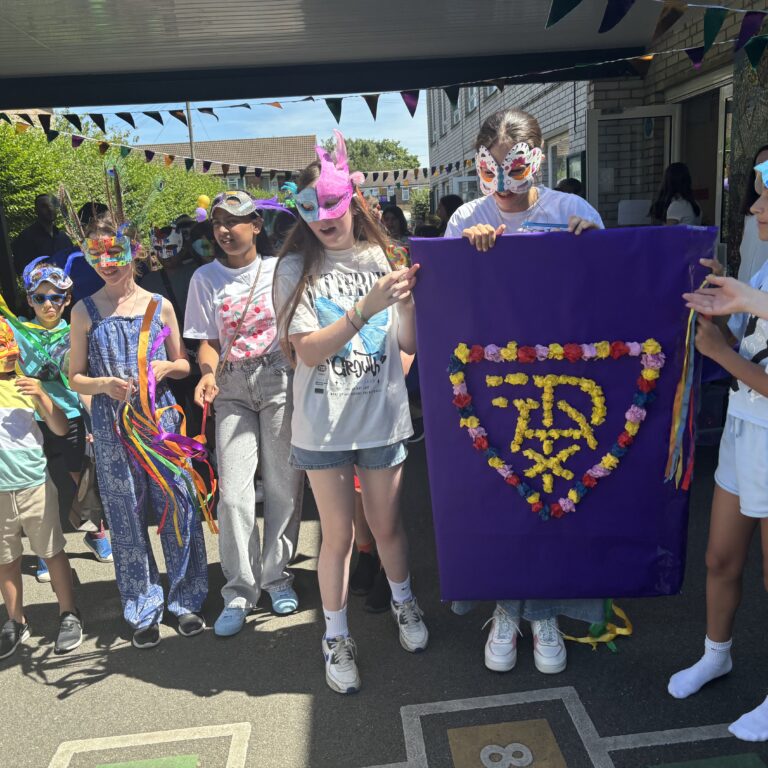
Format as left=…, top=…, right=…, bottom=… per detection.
left=475, top=142, right=543, bottom=196
left=82, top=234, right=134, bottom=269
left=151, top=225, right=183, bottom=261
left=755, top=160, right=768, bottom=196
left=0, top=318, right=19, bottom=362
left=296, top=130, right=365, bottom=223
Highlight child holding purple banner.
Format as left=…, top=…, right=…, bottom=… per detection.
left=445, top=107, right=605, bottom=675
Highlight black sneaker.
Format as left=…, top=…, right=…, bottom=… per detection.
left=55, top=611, right=83, bottom=654
left=177, top=612, right=206, bottom=637
left=132, top=623, right=161, bottom=649
left=350, top=550, right=380, bottom=596
left=0, top=619, right=30, bottom=660
left=364, top=569, right=392, bottom=613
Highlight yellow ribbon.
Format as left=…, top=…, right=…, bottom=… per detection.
left=562, top=604, right=633, bottom=651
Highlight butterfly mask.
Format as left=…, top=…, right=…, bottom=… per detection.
left=475, top=142, right=543, bottom=196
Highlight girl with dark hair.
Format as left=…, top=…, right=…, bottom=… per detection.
left=738, top=145, right=768, bottom=283
left=274, top=131, right=427, bottom=694
left=382, top=204, right=410, bottom=243
left=649, top=162, right=701, bottom=226
left=185, top=191, right=304, bottom=637
left=437, top=194, right=463, bottom=235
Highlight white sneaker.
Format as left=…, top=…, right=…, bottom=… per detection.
left=391, top=597, right=429, bottom=653
left=322, top=635, right=361, bottom=694
left=531, top=617, right=567, bottom=674
left=483, top=607, right=521, bottom=672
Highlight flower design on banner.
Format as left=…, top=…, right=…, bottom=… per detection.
left=449, top=339, right=664, bottom=520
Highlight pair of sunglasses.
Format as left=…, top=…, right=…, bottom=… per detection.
left=29, top=293, right=67, bottom=306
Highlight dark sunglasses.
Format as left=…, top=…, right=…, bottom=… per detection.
left=30, top=293, right=67, bottom=306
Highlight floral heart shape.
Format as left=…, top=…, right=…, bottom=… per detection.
left=448, top=339, right=665, bottom=521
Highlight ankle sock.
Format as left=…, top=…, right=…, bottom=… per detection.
left=357, top=541, right=374, bottom=555
left=323, top=606, right=349, bottom=639
left=729, top=695, right=768, bottom=742
left=668, top=636, right=732, bottom=699
left=388, top=574, right=413, bottom=605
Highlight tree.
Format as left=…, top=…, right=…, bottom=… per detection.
left=321, top=137, right=419, bottom=172
left=409, top=188, right=432, bottom=225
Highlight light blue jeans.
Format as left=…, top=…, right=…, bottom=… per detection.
left=452, top=598, right=605, bottom=623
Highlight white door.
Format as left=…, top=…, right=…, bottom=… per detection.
left=587, top=105, right=681, bottom=227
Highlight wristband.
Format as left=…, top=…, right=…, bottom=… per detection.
left=354, top=303, right=369, bottom=325
left=346, top=309, right=362, bottom=332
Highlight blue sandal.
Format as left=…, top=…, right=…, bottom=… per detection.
left=269, top=586, right=299, bottom=615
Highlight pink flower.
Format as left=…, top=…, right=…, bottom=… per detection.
left=641, top=352, right=666, bottom=370
left=627, top=342, right=642, bottom=356
left=484, top=344, right=502, bottom=362
left=559, top=498, right=576, bottom=513
left=535, top=344, right=550, bottom=361
left=581, top=343, right=597, bottom=359
left=625, top=405, right=647, bottom=423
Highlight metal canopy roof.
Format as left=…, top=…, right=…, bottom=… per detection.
left=0, top=0, right=660, bottom=108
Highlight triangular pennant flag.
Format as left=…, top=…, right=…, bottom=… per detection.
left=37, top=113, right=51, bottom=132
left=239, top=165, right=247, bottom=178
left=422, top=167, right=429, bottom=178
left=439, top=165, right=444, bottom=173
left=630, top=54, right=654, bottom=78
left=745, top=34, right=768, bottom=68
left=650, top=1, right=687, bottom=48
left=221, top=164, right=230, bottom=176
left=266, top=101, right=283, bottom=109
left=254, top=167, right=262, bottom=178
left=90, top=113, right=106, bottom=133
left=703, top=7, right=727, bottom=54
left=198, top=107, right=219, bottom=120
left=72, top=135, right=85, bottom=149
left=736, top=11, right=767, bottom=52
left=143, top=111, right=164, bottom=125
left=326, top=98, right=343, bottom=124
left=0, top=113, right=11, bottom=124
left=144, top=149, right=155, bottom=162
left=232, top=103, right=252, bottom=110
left=269, top=170, right=276, bottom=180
left=372, top=172, right=379, bottom=182
left=98, top=141, right=110, bottom=155
left=685, top=45, right=706, bottom=69
left=403, top=170, right=409, bottom=180
left=382, top=172, right=389, bottom=182
left=444, top=86, right=460, bottom=107
left=120, top=146, right=132, bottom=158
left=400, top=90, right=419, bottom=117
left=15, top=122, right=29, bottom=134
left=363, top=94, right=380, bottom=120
left=170, top=109, right=188, bottom=126
left=116, top=112, right=136, bottom=128
left=185, top=158, right=194, bottom=171
left=63, top=114, right=82, bottom=132
left=202, top=161, right=212, bottom=173
left=394, top=171, right=400, bottom=180
left=491, top=80, right=506, bottom=93
left=163, top=154, right=175, bottom=167
left=45, top=130, right=59, bottom=143
left=599, top=0, right=636, bottom=33
left=546, top=0, right=585, bottom=28
left=431, top=166, right=437, bottom=176
left=17, top=113, right=35, bottom=126
left=447, top=163, right=453, bottom=173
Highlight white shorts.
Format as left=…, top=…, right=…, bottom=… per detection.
left=714, top=414, right=768, bottom=518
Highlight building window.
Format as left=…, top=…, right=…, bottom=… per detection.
left=401, top=187, right=410, bottom=202
left=466, top=87, right=478, bottom=114
left=439, top=92, right=448, bottom=136
left=429, top=93, right=437, bottom=144
left=387, top=185, right=395, bottom=198
left=226, top=175, right=246, bottom=190
left=546, top=131, right=570, bottom=187
left=368, top=187, right=379, bottom=197
left=483, top=85, right=497, bottom=99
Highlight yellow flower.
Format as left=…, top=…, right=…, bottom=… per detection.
left=643, top=338, right=661, bottom=355
left=600, top=453, right=620, bottom=470
left=454, top=343, right=470, bottom=363
left=488, top=457, right=504, bottom=469
left=492, top=397, right=509, bottom=408
left=595, top=341, right=610, bottom=359
left=625, top=421, right=640, bottom=436
left=460, top=416, right=479, bottom=428
left=641, top=368, right=660, bottom=380
left=526, top=492, right=540, bottom=504
left=568, top=488, right=580, bottom=503
left=548, top=343, right=564, bottom=360
left=449, top=372, right=465, bottom=385
left=505, top=373, right=529, bottom=385
left=486, top=375, right=503, bottom=387
left=500, top=342, right=517, bottom=361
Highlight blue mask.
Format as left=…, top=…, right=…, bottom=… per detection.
left=295, top=188, right=320, bottom=223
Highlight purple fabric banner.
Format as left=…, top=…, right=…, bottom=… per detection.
left=411, top=226, right=717, bottom=601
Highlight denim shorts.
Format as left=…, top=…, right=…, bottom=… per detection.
left=290, top=440, right=408, bottom=471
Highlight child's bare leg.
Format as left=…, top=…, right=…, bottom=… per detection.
left=44, top=551, right=76, bottom=615
left=0, top=558, right=24, bottom=622
left=353, top=493, right=374, bottom=550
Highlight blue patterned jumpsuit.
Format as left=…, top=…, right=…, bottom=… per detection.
left=84, top=295, right=208, bottom=629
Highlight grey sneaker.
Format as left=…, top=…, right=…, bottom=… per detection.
left=55, top=611, right=83, bottom=654
left=322, top=635, right=361, bottom=694
left=0, top=619, right=30, bottom=660
left=391, top=597, right=428, bottom=653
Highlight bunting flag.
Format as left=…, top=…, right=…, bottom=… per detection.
left=735, top=11, right=767, bottom=52
left=202, top=160, right=212, bottom=173
left=446, top=163, right=453, bottom=173
left=45, top=130, right=59, bottom=143
left=546, top=0, right=585, bottom=28
left=17, top=113, right=35, bottom=126
left=119, top=146, right=132, bottom=158
left=444, top=85, right=461, bottom=107
left=431, top=167, right=437, bottom=176
left=116, top=112, right=136, bottom=128
left=423, top=167, right=429, bottom=177
left=221, top=164, right=230, bottom=176
left=703, top=7, right=728, bottom=55
left=198, top=107, right=219, bottom=120
left=98, top=141, right=110, bottom=155
left=72, top=135, right=85, bottom=149
left=746, top=34, right=768, bottom=68
left=491, top=80, right=506, bottom=93
left=143, top=111, right=164, bottom=125
left=37, top=113, right=51, bottom=133
left=63, top=114, right=82, bottom=132
left=233, top=103, right=251, bottom=110
left=266, top=101, right=283, bottom=109
left=685, top=45, right=706, bottom=69
left=383, top=172, right=389, bottom=182
left=0, top=113, right=11, bottom=124
left=254, top=167, right=262, bottom=178
left=650, top=0, right=687, bottom=47
left=631, top=54, right=655, bottom=77
left=185, top=158, right=195, bottom=171
left=144, top=149, right=155, bottom=162
left=326, top=97, right=343, bottom=124
left=89, top=113, right=107, bottom=133
left=15, top=122, right=29, bottom=134
left=400, top=90, right=420, bottom=117
left=269, top=170, right=276, bottom=180
left=363, top=94, right=380, bottom=120
left=239, top=165, right=247, bottom=178
left=394, top=171, right=400, bottom=181
left=373, top=172, right=379, bottom=182
left=169, top=109, right=188, bottom=126
left=599, top=0, right=636, bottom=33
left=163, top=154, right=175, bottom=167
left=403, top=170, right=408, bottom=180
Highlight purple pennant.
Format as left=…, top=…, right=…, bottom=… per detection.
left=116, top=112, right=136, bottom=128
left=400, top=90, right=419, bottom=117
left=202, top=160, right=212, bottom=173
left=599, top=0, right=636, bottom=33
left=71, top=135, right=85, bottom=149
left=735, top=11, right=767, bottom=52
left=685, top=45, right=706, bottom=69
left=144, top=150, right=155, bottom=162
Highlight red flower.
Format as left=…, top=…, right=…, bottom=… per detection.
left=618, top=432, right=634, bottom=448
left=532, top=501, right=544, bottom=513
left=610, top=341, right=629, bottom=359
left=563, top=343, right=583, bottom=362
left=637, top=377, right=656, bottom=393
left=582, top=474, right=598, bottom=488
left=469, top=345, right=484, bottom=363
left=518, top=346, right=537, bottom=363
left=551, top=503, right=564, bottom=518
left=473, top=436, right=489, bottom=451
left=505, top=474, right=521, bottom=486
left=453, top=393, right=472, bottom=408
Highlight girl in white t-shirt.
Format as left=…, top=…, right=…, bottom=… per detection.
left=649, top=162, right=702, bottom=226
left=274, top=131, right=427, bottom=694
left=446, top=108, right=606, bottom=677
left=185, top=191, right=304, bottom=638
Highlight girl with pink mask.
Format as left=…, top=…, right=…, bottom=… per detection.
left=274, top=131, right=427, bottom=694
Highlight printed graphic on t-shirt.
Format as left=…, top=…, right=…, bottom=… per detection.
left=220, top=292, right=276, bottom=361
left=308, top=270, right=390, bottom=397
left=733, top=313, right=768, bottom=400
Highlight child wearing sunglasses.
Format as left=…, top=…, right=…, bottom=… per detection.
left=17, top=260, right=113, bottom=582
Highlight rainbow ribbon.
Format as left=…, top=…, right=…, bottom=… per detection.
left=115, top=298, right=218, bottom=545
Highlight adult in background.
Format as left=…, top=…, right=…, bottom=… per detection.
left=649, top=162, right=702, bottom=226
left=437, top=194, right=464, bottom=236
left=12, top=194, right=73, bottom=275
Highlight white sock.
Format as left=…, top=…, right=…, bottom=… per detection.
left=323, top=606, right=349, bottom=640
left=388, top=574, right=413, bottom=604
left=668, top=636, right=732, bottom=699
left=729, top=695, right=768, bottom=742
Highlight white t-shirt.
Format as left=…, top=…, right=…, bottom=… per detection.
left=445, top=187, right=603, bottom=237
left=666, top=196, right=701, bottom=225
left=728, top=260, right=768, bottom=428
left=184, top=256, right=279, bottom=361
left=738, top=215, right=768, bottom=284
left=274, top=243, right=413, bottom=451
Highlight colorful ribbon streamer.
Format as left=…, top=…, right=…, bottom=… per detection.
left=563, top=600, right=633, bottom=652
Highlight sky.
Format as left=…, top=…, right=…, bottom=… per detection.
left=67, top=91, right=430, bottom=166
